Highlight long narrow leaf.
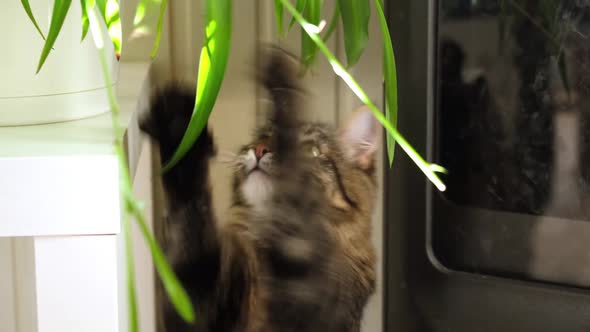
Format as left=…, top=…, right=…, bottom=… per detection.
left=80, top=0, right=92, bottom=41
left=131, top=202, right=196, bottom=323
left=36, top=0, right=72, bottom=73
left=322, top=2, right=340, bottom=42
left=21, top=0, right=46, bottom=40
left=96, top=0, right=122, bottom=59
left=132, top=0, right=167, bottom=59
left=338, top=0, right=370, bottom=67
left=280, top=0, right=446, bottom=191
left=274, top=0, right=284, bottom=37
left=557, top=50, right=570, bottom=98
left=288, top=0, right=307, bottom=31
left=86, top=2, right=195, bottom=324
left=375, top=0, right=398, bottom=166
left=301, top=0, right=322, bottom=67
left=132, top=0, right=152, bottom=30
left=163, top=0, right=233, bottom=171
left=85, top=2, right=140, bottom=329
left=124, top=215, right=139, bottom=332
left=150, top=0, right=168, bottom=58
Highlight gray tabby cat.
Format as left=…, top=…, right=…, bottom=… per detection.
left=140, top=48, right=379, bottom=332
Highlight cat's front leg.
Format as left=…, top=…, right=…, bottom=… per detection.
left=139, top=85, right=219, bottom=281
left=139, top=86, right=215, bottom=206
left=140, top=86, right=255, bottom=332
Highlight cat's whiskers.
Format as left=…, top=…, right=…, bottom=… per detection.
left=219, top=150, right=238, bottom=158
left=219, top=151, right=240, bottom=163
left=218, top=150, right=248, bottom=172
left=358, top=140, right=374, bottom=151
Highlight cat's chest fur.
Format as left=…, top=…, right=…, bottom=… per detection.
left=227, top=204, right=376, bottom=332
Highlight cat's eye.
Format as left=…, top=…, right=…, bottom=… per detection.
left=301, top=142, right=321, bottom=158
left=311, top=146, right=320, bottom=157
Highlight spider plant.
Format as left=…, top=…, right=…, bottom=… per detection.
left=21, top=0, right=446, bottom=330
left=498, top=0, right=572, bottom=95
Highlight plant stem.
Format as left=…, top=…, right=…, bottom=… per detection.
left=279, top=0, right=446, bottom=191
left=150, top=0, right=168, bottom=59
left=88, top=2, right=195, bottom=326
left=124, top=214, right=139, bottom=332
left=87, top=3, right=139, bottom=331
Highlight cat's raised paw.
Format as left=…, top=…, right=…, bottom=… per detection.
left=139, top=84, right=215, bottom=164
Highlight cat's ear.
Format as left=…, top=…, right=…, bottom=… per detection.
left=340, top=106, right=380, bottom=170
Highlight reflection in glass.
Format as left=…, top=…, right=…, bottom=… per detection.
left=440, top=1, right=590, bottom=217
left=435, top=0, right=590, bottom=286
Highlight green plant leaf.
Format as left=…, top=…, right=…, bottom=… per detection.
left=86, top=3, right=195, bottom=323
left=322, top=2, right=339, bottom=42
left=162, top=0, right=232, bottom=172
left=96, top=0, right=122, bottom=59
left=288, top=0, right=307, bottom=31
left=130, top=201, right=196, bottom=323
left=151, top=0, right=168, bottom=59
left=132, top=0, right=168, bottom=59
left=338, top=0, right=370, bottom=67
left=80, top=0, right=92, bottom=41
left=280, top=0, right=446, bottom=191
left=20, top=0, right=46, bottom=41
left=375, top=0, right=397, bottom=166
left=557, top=50, right=570, bottom=98
left=273, top=0, right=284, bottom=37
left=132, top=0, right=151, bottom=29
left=539, top=0, right=558, bottom=33
left=36, top=0, right=72, bottom=73
left=301, top=0, right=322, bottom=67
left=123, top=214, right=139, bottom=332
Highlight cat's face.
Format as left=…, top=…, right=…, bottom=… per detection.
left=231, top=108, right=379, bottom=212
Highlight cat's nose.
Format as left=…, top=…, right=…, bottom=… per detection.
left=255, top=143, right=270, bottom=160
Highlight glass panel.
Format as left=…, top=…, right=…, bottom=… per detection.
left=439, top=0, right=590, bottom=217
left=434, top=0, right=590, bottom=286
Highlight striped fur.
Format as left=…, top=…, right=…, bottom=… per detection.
left=140, top=48, right=377, bottom=332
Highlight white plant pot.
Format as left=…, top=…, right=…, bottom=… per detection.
left=0, top=1, right=119, bottom=126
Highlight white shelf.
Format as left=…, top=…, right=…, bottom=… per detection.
left=0, top=61, right=151, bottom=332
